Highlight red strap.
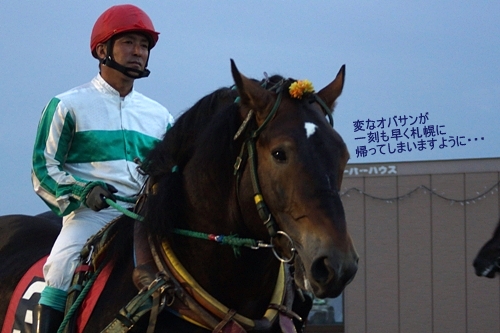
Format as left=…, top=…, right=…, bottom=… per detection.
left=75, top=261, right=114, bottom=332
left=74, top=264, right=92, bottom=273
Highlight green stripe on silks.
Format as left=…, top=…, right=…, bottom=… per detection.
left=32, top=98, right=82, bottom=215
left=67, top=130, right=160, bottom=164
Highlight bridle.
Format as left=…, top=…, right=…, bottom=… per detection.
left=232, top=78, right=335, bottom=262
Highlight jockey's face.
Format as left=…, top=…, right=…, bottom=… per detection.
left=95, top=32, right=150, bottom=81
left=111, top=33, right=150, bottom=74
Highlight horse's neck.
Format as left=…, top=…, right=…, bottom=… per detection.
left=173, top=138, right=282, bottom=317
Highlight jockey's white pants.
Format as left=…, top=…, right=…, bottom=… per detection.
left=43, top=206, right=123, bottom=291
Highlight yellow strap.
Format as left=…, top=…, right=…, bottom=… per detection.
left=161, top=240, right=285, bottom=329
left=172, top=311, right=212, bottom=330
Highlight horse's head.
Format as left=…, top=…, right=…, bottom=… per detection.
left=473, top=237, right=500, bottom=278
left=231, top=60, right=358, bottom=298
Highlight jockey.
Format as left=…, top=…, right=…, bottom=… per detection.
left=31, top=4, right=174, bottom=332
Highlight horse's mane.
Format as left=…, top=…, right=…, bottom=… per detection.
left=142, top=87, right=232, bottom=176
left=140, top=86, right=241, bottom=239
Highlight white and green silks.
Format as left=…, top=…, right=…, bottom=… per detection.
left=32, top=74, right=174, bottom=216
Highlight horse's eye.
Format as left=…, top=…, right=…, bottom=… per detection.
left=272, top=149, right=287, bottom=162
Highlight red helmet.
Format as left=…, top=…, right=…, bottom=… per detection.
left=90, top=4, right=160, bottom=58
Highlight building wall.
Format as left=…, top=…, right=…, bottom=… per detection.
left=342, top=158, right=500, bottom=333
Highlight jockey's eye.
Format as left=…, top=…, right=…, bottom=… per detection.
left=272, top=149, right=287, bottom=162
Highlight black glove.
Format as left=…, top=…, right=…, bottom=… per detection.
left=85, top=183, right=118, bottom=212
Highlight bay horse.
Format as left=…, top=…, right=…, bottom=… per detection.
left=0, top=60, right=358, bottom=333
left=473, top=218, right=500, bottom=278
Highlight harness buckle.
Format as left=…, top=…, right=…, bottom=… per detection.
left=84, top=245, right=94, bottom=265
left=234, top=157, right=242, bottom=173
left=146, top=272, right=177, bottom=307
left=250, top=240, right=275, bottom=250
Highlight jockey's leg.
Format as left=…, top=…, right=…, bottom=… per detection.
left=36, top=207, right=122, bottom=333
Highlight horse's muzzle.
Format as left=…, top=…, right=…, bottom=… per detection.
left=308, top=250, right=359, bottom=298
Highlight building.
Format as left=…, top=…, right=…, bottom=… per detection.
left=306, top=157, right=500, bottom=333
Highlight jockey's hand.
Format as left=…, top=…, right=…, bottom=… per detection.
left=85, top=183, right=118, bottom=212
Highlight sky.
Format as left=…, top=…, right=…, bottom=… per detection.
left=1, top=1, right=499, bottom=216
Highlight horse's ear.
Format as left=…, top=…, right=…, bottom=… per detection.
left=230, top=59, right=274, bottom=123
left=317, top=65, right=345, bottom=109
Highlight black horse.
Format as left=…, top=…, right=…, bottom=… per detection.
left=473, top=218, right=500, bottom=278
left=0, top=60, right=358, bottom=332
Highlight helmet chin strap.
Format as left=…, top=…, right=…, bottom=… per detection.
left=102, top=56, right=150, bottom=78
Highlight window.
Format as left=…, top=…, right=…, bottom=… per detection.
left=305, top=294, right=344, bottom=333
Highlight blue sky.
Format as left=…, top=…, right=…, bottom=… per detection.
left=1, top=1, right=499, bottom=215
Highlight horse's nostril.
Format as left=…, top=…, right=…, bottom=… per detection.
left=311, top=257, right=332, bottom=284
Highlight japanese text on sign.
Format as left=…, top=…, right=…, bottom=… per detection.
left=344, top=165, right=397, bottom=176
left=353, top=112, right=485, bottom=159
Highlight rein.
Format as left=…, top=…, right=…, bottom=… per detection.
left=105, top=198, right=291, bottom=261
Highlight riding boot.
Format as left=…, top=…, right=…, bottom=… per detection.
left=32, top=304, right=64, bottom=333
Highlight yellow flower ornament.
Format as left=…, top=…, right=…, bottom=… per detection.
left=289, top=79, right=315, bottom=99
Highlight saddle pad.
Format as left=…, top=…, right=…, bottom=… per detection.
left=2, top=256, right=46, bottom=333
left=1, top=256, right=114, bottom=333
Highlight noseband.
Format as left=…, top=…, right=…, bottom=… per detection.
left=232, top=78, right=335, bottom=261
